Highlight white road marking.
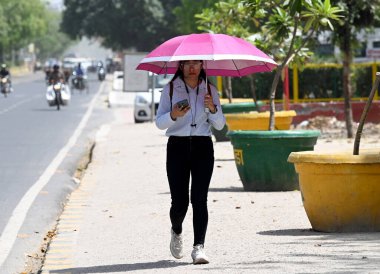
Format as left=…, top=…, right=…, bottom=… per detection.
left=0, top=81, right=106, bottom=267
left=0, top=96, right=39, bottom=115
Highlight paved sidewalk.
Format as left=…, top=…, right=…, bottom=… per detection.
left=40, top=106, right=380, bottom=273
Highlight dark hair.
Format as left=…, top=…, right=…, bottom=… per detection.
left=171, top=60, right=209, bottom=83
left=53, top=64, right=59, bottom=70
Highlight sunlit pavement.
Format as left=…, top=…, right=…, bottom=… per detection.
left=40, top=82, right=380, bottom=273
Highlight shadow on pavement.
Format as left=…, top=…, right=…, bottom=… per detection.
left=144, top=144, right=167, bottom=148
left=258, top=229, right=380, bottom=239
left=209, top=187, right=243, bottom=192
left=159, top=187, right=243, bottom=194
left=50, top=260, right=189, bottom=273
left=258, top=228, right=322, bottom=236
left=31, top=108, right=61, bottom=112
left=214, top=158, right=235, bottom=162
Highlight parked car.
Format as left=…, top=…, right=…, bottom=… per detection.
left=134, top=74, right=173, bottom=123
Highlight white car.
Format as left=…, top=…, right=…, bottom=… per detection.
left=134, top=74, right=173, bottom=123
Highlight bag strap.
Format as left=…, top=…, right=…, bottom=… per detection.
left=169, top=80, right=211, bottom=111
left=170, top=81, right=173, bottom=111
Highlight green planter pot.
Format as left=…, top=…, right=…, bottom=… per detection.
left=221, top=101, right=264, bottom=114
left=212, top=101, right=264, bottom=142
left=227, top=130, right=320, bottom=191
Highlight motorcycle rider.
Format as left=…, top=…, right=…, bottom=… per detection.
left=47, top=64, right=66, bottom=109
left=48, top=64, right=65, bottom=84
left=72, top=62, right=87, bottom=89
left=0, top=64, right=13, bottom=92
left=97, top=61, right=106, bottom=81
left=0, top=63, right=10, bottom=77
left=97, top=60, right=104, bottom=68
left=74, top=62, right=85, bottom=76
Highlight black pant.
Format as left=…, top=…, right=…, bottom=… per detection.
left=166, top=136, right=214, bottom=246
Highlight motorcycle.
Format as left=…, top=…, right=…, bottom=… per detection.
left=0, top=76, right=11, bottom=97
left=71, top=71, right=89, bottom=93
left=46, top=82, right=71, bottom=110
left=98, top=67, right=106, bottom=81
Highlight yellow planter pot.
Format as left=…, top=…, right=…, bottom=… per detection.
left=225, top=110, right=296, bottom=131
left=220, top=98, right=254, bottom=104
left=288, top=150, right=380, bottom=232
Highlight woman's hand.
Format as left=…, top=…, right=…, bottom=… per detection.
left=170, top=104, right=190, bottom=120
left=204, top=94, right=216, bottom=113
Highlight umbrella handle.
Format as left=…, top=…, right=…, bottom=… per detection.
left=204, top=61, right=210, bottom=113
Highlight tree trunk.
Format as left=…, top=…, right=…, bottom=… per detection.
left=268, top=65, right=283, bottom=130
left=249, top=74, right=260, bottom=112
left=341, top=15, right=354, bottom=138
left=221, top=77, right=227, bottom=98
left=267, top=15, right=301, bottom=131
left=224, top=76, right=232, bottom=103
left=353, top=73, right=380, bottom=155
left=342, top=54, right=354, bottom=138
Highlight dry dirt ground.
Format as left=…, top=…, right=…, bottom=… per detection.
left=294, top=116, right=380, bottom=140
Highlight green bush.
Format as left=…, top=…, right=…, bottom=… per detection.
left=296, top=67, right=343, bottom=99
left=231, top=71, right=281, bottom=99
left=352, top=66, right=373, bottom=97
left=229, top=64, right=376, bottom=99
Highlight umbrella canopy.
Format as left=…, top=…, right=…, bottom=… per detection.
left=136, top=33, right=277, bottom=77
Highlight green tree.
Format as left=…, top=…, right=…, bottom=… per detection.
left=61, top=0, right=175, bottom=51
left=0, top=0, right=48, bottom=63
left=196, top=0, right=342, bottom=130
left=172, top=0, right=218, bottom=34
left=158, top=0, right=182, bottom=38
left=33, top=11, right=73, bottom=60
left=331, top=0, right=380, bottom=138
left=264, top=0, right=342, bottom=130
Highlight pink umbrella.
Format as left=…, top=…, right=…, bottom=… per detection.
left=136, top=33, right=277, bottom=77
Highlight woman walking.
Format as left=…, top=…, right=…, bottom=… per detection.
left=156, top=60, right=225, bottom=264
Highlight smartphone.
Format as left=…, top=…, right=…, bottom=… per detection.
left=176, top=99, right=189, bottom=109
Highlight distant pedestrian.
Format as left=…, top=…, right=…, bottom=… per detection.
left=156, top=60, right=226, bottom=264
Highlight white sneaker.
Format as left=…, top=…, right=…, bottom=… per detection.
left=191, top=244, right=209, bottom=264
left=170, top=229, right=183, bottom=259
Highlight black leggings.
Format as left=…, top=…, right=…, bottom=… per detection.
left=166, top=136, right=214, bottom=246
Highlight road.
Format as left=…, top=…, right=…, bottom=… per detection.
left=0, top=72, right=112, bottom=273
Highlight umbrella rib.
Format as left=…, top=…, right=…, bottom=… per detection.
left=231, top=59, right=241, bottom=77
left=157, top=62, right=167, bottom=75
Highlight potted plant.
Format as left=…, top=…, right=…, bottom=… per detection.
left=197, top=0, right=342, bottom=191
left=288, top=72, right=380, bottom=232
left=224, top=0, right=342, bottom=191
